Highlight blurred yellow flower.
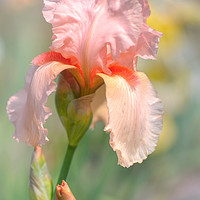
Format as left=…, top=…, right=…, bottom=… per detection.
left=148, top=7, right=182, bottom=54
left=148, top=1, right=200, bottom=55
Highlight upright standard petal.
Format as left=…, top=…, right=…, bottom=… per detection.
left=43, top=0, right=143, bottom=72
left=135, top=24, right=163, bottom=60
left=110, top=0, right=162, bottom=69
left=7, top=62, right=76, bottom=146
left=139, top=0, right=151, bottom=20
left=135, top=0, right=163, bottom=60
left=98, top=69, right=163, bottom=167
left=116, top=24, right=163, bottom=70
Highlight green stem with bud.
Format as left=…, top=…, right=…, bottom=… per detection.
left=57, top=144, right=76, bottom=185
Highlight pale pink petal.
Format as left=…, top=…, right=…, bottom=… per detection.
left=114, top=0, right=162, bottom=69
left=7, top=62, right=76, bottom=146
left=90, top=85, right=108, bottom=129
left=136, top=0, right=163, bottom=59
left=116, top=24, right=162, bottom=69
left=97, top=72, right=163, bottom=167
left=113, top=48, right=138, bottom=70
left=43, top=0, right=143, bottom=72
left=135, top=24, right=163, bottom=60
left=135, top=0, right=162, bottom=60
left=139, top=0, right=151, bottom=20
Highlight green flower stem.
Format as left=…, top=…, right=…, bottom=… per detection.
left=57, top=144, right=76, bottom=185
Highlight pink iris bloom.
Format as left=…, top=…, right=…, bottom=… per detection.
left=7, top=0, right=163, bottom=167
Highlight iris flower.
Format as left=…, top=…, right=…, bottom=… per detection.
left=7, top=0, right=163, bottom=167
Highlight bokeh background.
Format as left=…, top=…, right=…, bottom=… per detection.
left=0, top=0, right=200, bottom=199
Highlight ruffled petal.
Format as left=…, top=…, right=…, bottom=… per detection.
left=43, top=0, right=143, bottom=71
left=114, top=0, right=162, bottom=69
left=116, top=24, right=162, bottom=69
left=7, top=62, right=76, bottom=146
left=97, top=71, right=163, bottom=167
left=136, top=0, right=162, bottom=59
left=135, top=24, right=163, bottom=60
left=139, top=0, right=151, bottom=20
left=135, top=0, right=163, bottom=59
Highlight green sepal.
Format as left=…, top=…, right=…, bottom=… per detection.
left=55, top=73, right=93, bottom=147
left=29, top=146, right=53, bottom=200
left=64, top=95, right=93, bottom=146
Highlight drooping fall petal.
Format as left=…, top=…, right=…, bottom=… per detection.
left=7, top=62, right=76, bottom=146
left=98, top=71, right=163, bottom=167
left=43, top=0, right=143, bottom=71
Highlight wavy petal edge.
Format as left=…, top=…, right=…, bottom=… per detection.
left=97, top=71, right=163, bottom=167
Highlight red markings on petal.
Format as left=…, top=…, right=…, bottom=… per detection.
left=91, top=64, right=140, bottom=88
left=108, top=64, right=139, bottom=86
left=32, top=51, right=83, bottom=74
left=32, top=51, right=85, bottom=87
left=32, top=51, right=70, bottom=66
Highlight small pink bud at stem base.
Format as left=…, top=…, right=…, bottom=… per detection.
left=56, top=180, right=76, bottom=200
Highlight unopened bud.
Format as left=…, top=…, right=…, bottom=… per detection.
left=56, top=71, right=93, bottom=147
left=29, top=146, right=53, bottom=200
left=56, top=180, right=76, bottom=200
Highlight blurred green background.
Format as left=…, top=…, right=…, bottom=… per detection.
left=0, top=0, right=200, bottom=199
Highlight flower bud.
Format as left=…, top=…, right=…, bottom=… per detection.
left=56, top=71, right=93, bottom=147
left=56, top=180, right=76, bottom=200
left=29, top=146, right=53, bottom=200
